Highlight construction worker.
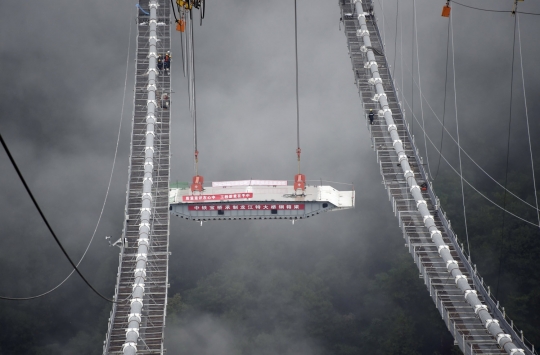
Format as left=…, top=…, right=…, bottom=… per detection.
left=157, top=55, right=164, bottom=71
left=164, top=51, right=171, bottom=73
left=368, top=109, right=375, bottom=125
left=161, top=93, right=170, bottom=109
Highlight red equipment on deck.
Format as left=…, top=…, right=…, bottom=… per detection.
left=191, top=175, right=204, bottom=192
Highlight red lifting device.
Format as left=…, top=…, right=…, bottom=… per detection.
left=441, top=1, right=451, bottom=17
left=191, top=150, right=204, bottom=192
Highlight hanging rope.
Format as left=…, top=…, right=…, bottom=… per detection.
left=391, top=0, right=399, bottom=78
left=401, top=95, right=540, bottom=228
left=0, top=14, right=133, bottom=301
left=517, top=14, right=540, bottom=227
left=450, top=10, right=472, bottom=258
left=433, top=14, right=451, bottom=180
left=496, top=11, right=518, bottom=297
left=413, top=0, right=433, bottom=180
left=294, top=0, right=301, bottom=174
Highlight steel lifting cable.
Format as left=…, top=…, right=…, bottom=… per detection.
left=449, top=10, right=472, bottom=257
left=0, top=15, right=135, bottom=302
left=294, top=0, right=301, bottom=173
left=517, top=14, right=540, bottom=227
left=190, top=15, right=199, bottom=175
left=401, top=96, right=540, bottom=228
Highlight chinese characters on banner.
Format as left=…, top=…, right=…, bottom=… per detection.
left=182, top=193, right=253, bottom=202
left=187, top=204, right=305, bottom=211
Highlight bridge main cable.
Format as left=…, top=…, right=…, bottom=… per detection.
left=351, top=0, right=528, bottom=353
left=123, top=1, right=159, bottom=353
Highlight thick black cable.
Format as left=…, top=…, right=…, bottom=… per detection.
left=495, top=13, right=518, bottom=298
left=0, top=133, right=116, bottom=303
left=433, top=17, right=451, bottom=180
left=294, top=0, right=300, bottom=154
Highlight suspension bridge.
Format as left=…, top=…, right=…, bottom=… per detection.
left=38, top=1, right=535, bottom=354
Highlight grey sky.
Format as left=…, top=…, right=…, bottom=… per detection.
left=1, top=0, right=540, bottom=353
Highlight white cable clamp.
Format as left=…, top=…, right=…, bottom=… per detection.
left=142, top=192, right=153, bottom=200
left=126, top=327, right=140, bottom=337
left=147, top=84, right=157, bottom=91
left=146, top=114, right=155, bottom=123
left=360, top=45, right=368, bottom=53
left=357, top=13, right=367, bottom=20
left=128, top=313, right=142, bottom=324
left=430, top=230, right=441, bottom=238
left=122, top=342, right=137, bottom=352
left=353, top=0, right=362, bottom=4
left=497, top=334, right=512, bottom=345
left=146, top=130, right=155, bottom=137
left=437, top=244, right=449, bottom=255
left=134, top=268, right=147, bottom=278
left=138, top=238, right=149, bottom=247
left=132, top=283, right=145, bottom=292
left=388, top=124, right=397, bottom=133
left=510, top=349, right=525, bottom=355
left=455, top=274, right=467, bottom=285
left=392, top=139, right=402, bottom=147
left=149, top=2, right=159, bottom=9
left=145, top=146, right=154, bottom=153
left=464, top=289, right=477, bottom=300
left=149, top=19, right=157, bottom=25
left=144, top=161, right=154, bottom=168
left=372, top=93, right=386, bottom=101
left=147, top=52, right=158, bottom=59
left=383, top=107, right=392, bottom=114
left=416, top=200, right=427, bottom=208
left=377, top=109, right=385, bottom=117
left=474, top=304, right=488, bottom=314
left=404, top=170, right=414, bottom=179
left=423, top=215, right=434, bottom=224
left=368, top=77, right=382, bottom=85
left=130, top=299, right=144, bottom=308
left=136, top=253, right=148, bottom=262
left=485, top=319, right=499, bottom=329
left=147, top=99, right=157, bottom=107
left=410, top=185, right=420, bottom=192
left=147, top=68, right=159, bottom=75
left=364, top=61, right=377, bottom=69
left=446, top=259, right=458, bottom=268
left=140, top=208, right=151, bottom=214
left=358, top=29, right=370, bottom=37
left=143, top=176, right=153, bottom=183
left=139, top=222, right=150, bottom=231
